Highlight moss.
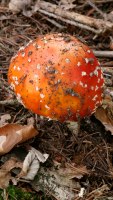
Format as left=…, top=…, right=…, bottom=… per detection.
left=0, top=185, right=52, bottom=200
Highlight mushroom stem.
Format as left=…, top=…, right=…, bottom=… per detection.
left=66, top=121, right=80, bottom=136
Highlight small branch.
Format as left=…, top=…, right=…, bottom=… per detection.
left=93, top=50, right=113, bottom=58
left=35, top=1, right=113, bottom=34
left=38, top=9, right=100, bottom=34
left=0, top=99, right=18, bottom=106
left=87, top=0, right=107, bottom=19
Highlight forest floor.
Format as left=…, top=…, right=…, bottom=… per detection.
left=1, top=0, right=113, bottom=199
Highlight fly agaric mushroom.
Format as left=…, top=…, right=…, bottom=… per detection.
left=8, top=33, right=104, bottom=122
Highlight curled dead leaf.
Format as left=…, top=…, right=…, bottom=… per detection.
left=0, top=157, right=22, bottom=189
left=95, top=107, right=113, bottom=134
left=0, top=124, right=38, bottom=155
left=0, top=114, right=11, bottom=127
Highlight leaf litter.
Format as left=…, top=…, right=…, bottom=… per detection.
left=1, top=0, right=113, bottom=199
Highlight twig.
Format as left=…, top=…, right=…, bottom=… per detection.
left=0, top=99, right=18, bottom=106
left=93, top=50, right=113, bottom=58
left=35, top=1, right=113, bottom=34
left=94, top=0, right=113, bottom=3
left=87, top=0, right=106, bottom=19
left=38, top=9, right=100, bottom=34
left=44, top=16, right=65, bottom=29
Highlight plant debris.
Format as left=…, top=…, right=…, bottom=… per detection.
left=1, top=0, right=113, bottom=199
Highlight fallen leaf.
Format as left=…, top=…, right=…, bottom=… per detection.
left=9, top=0, right=32, bottom=13
left=95, top=94, right=113, bottom=135
left=57, top=163, right=88, bottom=180
left=0, top=114, right=11, bottom=127
left=18, top=147, right=49, bottom=180
left=0, top=124, right=38, bottom=155
left=0, top=157, right=22, bottom=189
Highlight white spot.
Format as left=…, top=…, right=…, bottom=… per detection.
left=98, top=61, right=100, bottom=65
left=55, top=70, right=58, bottom=74
left=101, top=84, right=104, bottom=88
left=15, top=81, right=19, bottom=85
left=21, top=52, right=25, bottom=57
left=95, top=85, right=99, bottom=91
left=77, top=62, right=81, bottom=67
left=61, top=72, right=65, bottom=75
left=95, top=101, right=100, bottom=105
left=45, top=66, right=50, bottom=70
left=58, top=33, right=62, bottom=36
left=11, top=54, right=18, bottom=61
left=90, top=72, right=93, bottom=77
left=16, top=93, right=26, bottom=107
left=19, top=46, right=25, bottom=51
left=43, top=37, right=47, bottom=40
left=45, top=105, right=50, bottom=110
left=40, top=100, right=42, bottom=102
left=36, top=86, right=39, bottom=91
left=65, top=58, right=70, bottom=63
left=16, top=93, right=22, bottom=104
left=79, top=81, right=84, bottom=87
left=97, top=79, right=100, bottom=83
left=10, top=82, right=15, bottom=90
left=34, top=74, right=39, bottom=79
left=17, top=66, right=21, bottom=71
left=92, top=95, right=98, bottom=101
left=26, top=40, right=32, bottom=46
left=37, top=64, right=41, bottom=70
left=96, top=66, right=100, bottom=70
left=44, top=40, right=48, bottom=44
left=91, top=86, right=94, bottom=90
left=87, top=50, right=91, bottom=53
left=81, top=71, right=87, bottom=76
left=37, top=45, right=41, bottom=49
left=75, top=46, right=78, bottom=50
left=12, top=76, right=18, bottom=81
left=78, top=187, right=85, bottom=198
left=84, top=84, right=87, bottom=88
left=14, top=65, right=16, bottom=70
left=46, top=116, right=52, bottom=121
left=55, top=79, right=61, bottom=85
left=85, top=58, right=89, bottom=64
left=56, top=38, right=63, bottom=41
left=28, top=58, right=31, bottom=62
left=40, top=93, right=45, bottom=98
left=93, top=68, right=98, bottom=76
left=101, top=73, right=103, bottom=79
left=33, top=42, right=36, bottom=46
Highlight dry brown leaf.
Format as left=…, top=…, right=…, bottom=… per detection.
left=18, top=147, right=49, bottom=180
left=0, top=114, right=11, bottom=127
left=0, top=157, right=22, bottom=189
left=95, top=107, right=113, bottom=134
left=58, top=164, right=88, bottom=180
left=9, top=0, right=32, bottom=13
left=0, top=124, right=38, bottom=155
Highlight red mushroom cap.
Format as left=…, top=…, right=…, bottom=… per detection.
left=8, top=33, right=104, bottom=122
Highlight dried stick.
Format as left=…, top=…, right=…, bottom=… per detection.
left=38, top=9, right=100, bottom=34
left=35, top=1, right=113, bottom=33
left=87, top=0, right=106, bottom=19
left=0, top=99, right=18, bottom=106
left=93, top=50, right=113, bottom=58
